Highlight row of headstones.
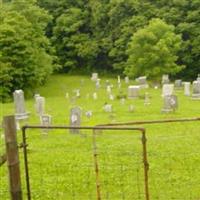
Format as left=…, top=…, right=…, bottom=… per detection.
left=13, top=90, right=51, bottom=131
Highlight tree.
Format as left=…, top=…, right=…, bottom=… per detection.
left=125, top=18, right=183, bottom=80
left=0, top=0, right=54, bottom=102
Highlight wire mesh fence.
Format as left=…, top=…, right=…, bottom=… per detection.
left=146, top=122, right=200, bottom=200
left=1, top=118, right=200, bottom=200
left=20, top=126, right=146, bottom=200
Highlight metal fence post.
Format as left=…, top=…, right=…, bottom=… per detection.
left=4, top=115, right=22, bottom=200
left=142, top=130, right=150, bottom=200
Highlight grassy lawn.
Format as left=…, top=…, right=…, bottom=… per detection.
left=0, top=74, right=200, bottom=199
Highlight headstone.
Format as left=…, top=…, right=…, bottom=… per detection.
left=125, top=76, right=129, bottom=84
left=109, top=94, right=114, bottom=100
left=162, top=74, right=169, bottom=84
left=192, top=81, right=200, bottom=99
left=75, top=89, right=80, bottom=98
left=70, top=107, right=81, bottom=134
left=106, top=85, right=112, bottom=93
left=137, top=76, right=148, bottom=88
left=40, top=114, right=52, bottom=134
left=128, top=86, right=140, bottom=99
left=93, top=92, right=97, bottom=100
left=35, top=96, right=45, bottom=116
left=161, top=95, right=178, bottom=113
left=96, top=79, right=101, bottom=89
left=103, top=103, right=112, bottom=112
left=162, top=84, right=174, bottom=97
left=144, top=93, right=150, bottom=105
left=105, top=80, right=110, bottom=86
left=65, top=92, right=69, bottom=99
left=175, top=79, right=182, bottom=89
left=129, top=105, right=134, bottom=112
left=34, top=94, right=40, bottom=100
left=184, top=82, right=190, bottom=96
left=197, top=74, right=200, bottom=81
left=85, top=111, right=92, bottom=119
left=91, top=73, right=98, bottom=81
left=80, top=79, right=84, bottom=87
left=13, top=90, right=29, bottom=129
left=120, top=98, right=125, bottom=105
left=117, top=76, right=121, bottom=84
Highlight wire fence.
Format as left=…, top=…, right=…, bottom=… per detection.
left=1, top=117, right=200, bottom=200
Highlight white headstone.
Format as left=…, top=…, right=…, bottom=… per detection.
left=137, top=76, right=148, bottom=88
left=96, top=79, right=101, bottom=89
left=109, top=94, right=114, bottom=100
left=125, top=76, right=129, bottom=84
left=144, top=93, right=150, bottom=105
left=184, top=82, right=190, bottom=96
left=106, top=86, right=112, bottom=93
left=162, top=84, right=174, bottom=97
left=40, top=114, right=52, bottom=134
left=175, top=79, right=182, bottom=88
left=192, top=81, right=200, bottom=99
left=91, top=73, right=98, bottom=81
left=128, top=86, right=140, bottom=99
left=70, top=107, right=81, bottom=133
left=162, top=74, right=169, bottom=84
left=93, top=92, right=97, bottom=100
left=103, top=104, right=112, bottom=112
left=35, top=96, right=45, bottom=116
left=161, top=95, right=178, bottom=113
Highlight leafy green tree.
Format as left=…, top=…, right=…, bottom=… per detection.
left=125, top=18, right=183, bottom=79
left=0, top=0, right=54, bottom=101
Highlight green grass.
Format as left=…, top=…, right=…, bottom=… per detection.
left=0, top=74, right=200, bottom=199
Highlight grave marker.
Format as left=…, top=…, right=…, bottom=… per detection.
left=70, top=107, right=81, bottom=134
left=128, top=86, right=140, bottom=99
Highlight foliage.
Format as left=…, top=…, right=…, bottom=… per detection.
left=125, top=18, right=183, bottom=79
left=0, top=0, right=54, bottom=102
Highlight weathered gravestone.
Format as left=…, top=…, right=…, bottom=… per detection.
left=109, top=94, right=114, bottom=100
left=136, top=76, right=148, bottom=88
left=162, top=84, right=174, bottom=97
left=184, top=82, right=190, bottom=96
left=125, top=76, right=129, bottom=84
left=128, top=86, right=140, bottom=99
left=91, top=73, right=98, bottom=81
left=93, top=92, right=97, bottom=100
left=13, top=90, right=29, bottom=130
left=197, top=74, right=200, bottom=81
left=192, top=81, right=200, bottom=100
left=175, top=79, right=182, bottom=89
left=129, top=104, right=134, bottom=112
left=161, top=95, right=178, bottom=113
left=96, top=79, right=101, bottom=89
left=40, top=114, right=52, bottom=134
left=70, top=107, right=81, bottom=134
left=106, top=85, right=112, bottom=93
left=144, top=92, right=150, bottom=105
left=35, top=96, right=45, bottom=116
left=103, top=103, right=112, bottom=112
left=162, top=74, right=169, bottom=84
left=85, top=111, right=92, bottom=119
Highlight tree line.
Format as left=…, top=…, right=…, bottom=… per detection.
left=1, top=0, right=200, bottom=101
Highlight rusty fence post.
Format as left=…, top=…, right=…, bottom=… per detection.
left=92, top=129, right=101, bottom=200
left=4, top=115, right=22, bottom=200
left=142, top=130, right=150, bottom=200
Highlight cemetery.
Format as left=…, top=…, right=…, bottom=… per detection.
left=0, top=74, right=200, bottom=200
left=1, top=0, right=200, bottom=199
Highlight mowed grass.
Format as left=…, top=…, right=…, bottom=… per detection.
left=0, top=74, right=200, bottom=200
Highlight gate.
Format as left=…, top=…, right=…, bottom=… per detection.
left=21, top=125, right=149, bottom=200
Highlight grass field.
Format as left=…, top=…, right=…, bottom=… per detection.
left=0, top=74, right=200, bottom=200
